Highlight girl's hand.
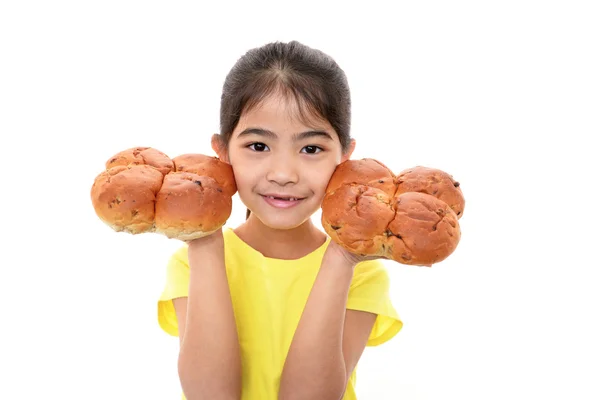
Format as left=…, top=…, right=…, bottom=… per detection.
left=326, top=239, right=432, bottom=268
left=185, top=228, right=225, bottom=265
left=325, top=239, right=382, bottom=269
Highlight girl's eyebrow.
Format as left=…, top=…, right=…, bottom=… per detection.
left=237, top=127, right=333, bottom=141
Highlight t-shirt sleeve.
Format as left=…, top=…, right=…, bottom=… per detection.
left=346, top=259, right=403, bottom=346
left=157, top=246, right=190, bottom=337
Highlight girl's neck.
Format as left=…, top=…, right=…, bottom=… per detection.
left=233, top=215, right=327, bottom=260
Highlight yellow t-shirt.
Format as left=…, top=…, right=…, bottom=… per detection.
left=158, top=227, right=403, bottom=400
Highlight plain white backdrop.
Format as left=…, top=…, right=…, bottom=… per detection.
left=1, top=1, right=599, bottom=399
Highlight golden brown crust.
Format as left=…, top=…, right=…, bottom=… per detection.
left=90, top=165, right=163, bottom=234
left=322, top=184, right=395, bottom=256
left=386, top=192, right=461, bottom=265
left=154, top=172, right=232, bottom=240
left=105, top=147, right=174, bottom=176
left=325, top=158, right=396, bottom=195
left=321, top=159, right=465, bottom=266
left=90, top=147, right=237, bottom=241
left=172, top=153, right=237, bottom=197
left=395, top=166, right=465, bottom=219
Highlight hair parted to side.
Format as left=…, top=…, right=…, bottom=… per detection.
left=218, top=40, right=353, bottom=220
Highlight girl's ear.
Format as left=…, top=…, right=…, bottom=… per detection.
left=341, top=139, right=356, bottom=163
left=211, top=134, right=229, bottom=163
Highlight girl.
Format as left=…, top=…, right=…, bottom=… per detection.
left=157, top=40, right=403, bottom=400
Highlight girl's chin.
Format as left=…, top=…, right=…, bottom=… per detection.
left=254, top=214, right=311, bottom=231
left=249, top=205, right=319, bottom=231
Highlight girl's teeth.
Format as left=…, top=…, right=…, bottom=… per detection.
left=267, top=196, right=297, bottom=201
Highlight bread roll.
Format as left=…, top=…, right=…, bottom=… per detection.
left=91, top=147, right=236, bottom=240
left=91, top=164, right=164, bottom=234
left=321, top=159, right=464, bottom=266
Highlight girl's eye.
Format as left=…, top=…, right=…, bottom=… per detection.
left=248, top=142, right=269, bottom=152
left=302, top=145, right=323, bottom=154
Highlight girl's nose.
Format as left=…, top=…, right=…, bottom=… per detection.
left=266, top=155, right=300, bottom=186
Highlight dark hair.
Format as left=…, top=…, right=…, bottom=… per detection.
left=218, top=41, right=352, bottom=220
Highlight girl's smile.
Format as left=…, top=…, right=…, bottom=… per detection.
left=261, top=194, right=305, bottom=209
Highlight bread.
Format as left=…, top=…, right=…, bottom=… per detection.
left=92, top=148, right=464, bottom=260
left=321, top=159, right=464, bottom=266
left=91, top=146, right=236, bottom=241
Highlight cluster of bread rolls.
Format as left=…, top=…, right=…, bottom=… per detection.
left=90, top=147, right=236, bottom=241
left=321, top=159, right=464, bottom=266
left=91, top=147, right=464, bottom=266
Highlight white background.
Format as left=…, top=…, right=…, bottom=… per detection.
left=1, top=1, right=599, bottom=399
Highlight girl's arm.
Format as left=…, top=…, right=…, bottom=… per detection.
left=173, top=230, right=242, bottom=400
left=279, top=244, right=377, bottom=400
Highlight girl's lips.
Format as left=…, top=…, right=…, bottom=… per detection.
left=261, top=195, right=304, bottom=209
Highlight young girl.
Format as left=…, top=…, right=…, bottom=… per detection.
left=157, top=40, right=403, bottom=400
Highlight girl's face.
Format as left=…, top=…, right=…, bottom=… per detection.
left=216, top=92, right=355, bottom=231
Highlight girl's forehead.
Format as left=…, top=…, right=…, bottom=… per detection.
left=239, top=93, right=331, bottom=132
